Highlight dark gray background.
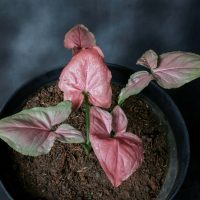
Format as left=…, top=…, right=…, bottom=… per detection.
left=0, top=0, right=200, bottom=199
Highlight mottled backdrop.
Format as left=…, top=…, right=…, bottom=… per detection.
left=0, top=0, right=200, bottom=199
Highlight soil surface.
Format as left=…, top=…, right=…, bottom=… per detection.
left=0, top=83, right=169, bottom=200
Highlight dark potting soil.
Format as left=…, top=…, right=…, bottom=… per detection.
left=1, top=83, right=169, bottom=200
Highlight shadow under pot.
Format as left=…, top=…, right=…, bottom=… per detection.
left=0, top=64, right=190, bottom=200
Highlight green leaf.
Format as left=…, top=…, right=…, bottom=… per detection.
left=118, top=71, right=153, bottom=104
left=153, top=51, right=200, bottom=88
left=0, top=101, right=84, bottom=156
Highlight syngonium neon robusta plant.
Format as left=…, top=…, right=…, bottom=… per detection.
left=0, top=24, right=200, bottom=187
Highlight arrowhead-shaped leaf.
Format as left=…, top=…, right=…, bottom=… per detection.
left=0, top=101, right=84, bottom=156
left=90, top=106, right=144, bottom=187
left=136, top=49, right=158, bottom=69
left=64, top=24, right=96, bottom=52
left=152, top=51, right=200, bottom=88
left=59, top=48, right=112, bottom=110
left=118, top=71, right=153, bottom=104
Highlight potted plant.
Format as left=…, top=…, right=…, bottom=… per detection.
left=0, top=24, right=197, bottom=200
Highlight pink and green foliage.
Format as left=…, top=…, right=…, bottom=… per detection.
left=136, top=49, right=158, bottom=69
left=3, top=23, right=199, bottom=188
left=151, top=51, right=200, bottom=88
left=118, top=71, right=154, bottom=104
left=119, top=49, right=200, bottom=104
left=0, top=24, right=145, bottom=188
left=64, top=24, right=96, bottom=53
left=60, top=25, right=144, bottom=187
left=64, top=24, right=104, bottom=57
left=1, top=23, right=200, bottom=188
left=59, top=42, right=112, bottom=111
left=90, top=106, right=144, bottom=187
left=0, top=101, right=84, bottom=156
left=7, top=24, right=200, bottom=188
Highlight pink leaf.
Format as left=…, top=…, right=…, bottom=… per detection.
left=118, top=71, right=154, bottom=104
left=92, top=46, right=104, bottom=58
left=112, top=105, right=128, bottom=134
left=90, top=106, right=112, bottom=138
left=64, top=24, right=96, bottom=52
left=59, top=48, right=112, bottom=110
left=152, top=51, right=200, bottom=88
left=0, top=101, right=83, bottom=156
left=136, top=49, right=158, bottom=69
left=55, top=124, right=84, bottom=143
left=90, top=106, right=144, bottom=187
left=63, top=91, right=84, bottom=111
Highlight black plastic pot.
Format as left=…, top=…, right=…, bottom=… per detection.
left=0, top=64, right=190, bottom=200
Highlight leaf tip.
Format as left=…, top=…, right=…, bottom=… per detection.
left=64, top=24, right=96, bottom=53
left=137, top=49, right=158, bottom=69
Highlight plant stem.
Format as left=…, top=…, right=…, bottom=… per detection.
left=83, top=93, right=91, bottom=154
